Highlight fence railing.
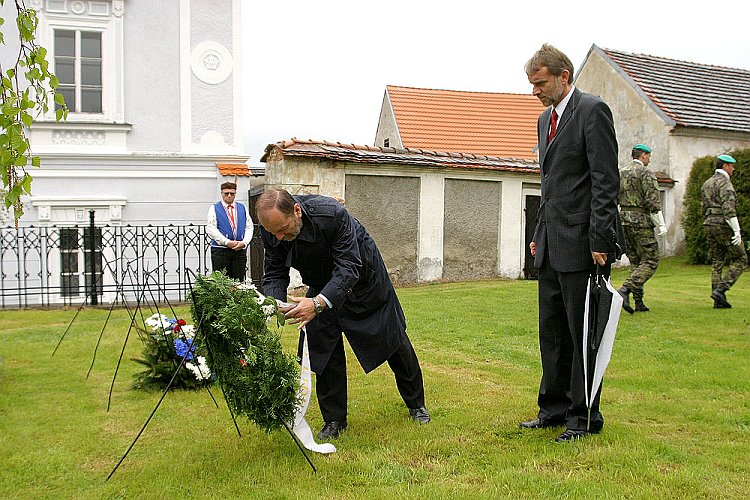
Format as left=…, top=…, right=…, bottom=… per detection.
left=0, top=217, right=264, bottom=309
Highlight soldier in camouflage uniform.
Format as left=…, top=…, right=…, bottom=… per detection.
left=617, top=144, right=666, bottom=313
left=701, top=154, right=747, bottom=309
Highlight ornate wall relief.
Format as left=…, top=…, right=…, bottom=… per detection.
left=190, top=41, right=233, bottom=84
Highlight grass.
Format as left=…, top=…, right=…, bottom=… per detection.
left=0, top=256, right=748, bottom=499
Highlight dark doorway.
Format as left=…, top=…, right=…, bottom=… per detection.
left=523, top=195, right=540, bottom=280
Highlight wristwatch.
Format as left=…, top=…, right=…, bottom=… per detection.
left=312, top=297, right=324, bottom=315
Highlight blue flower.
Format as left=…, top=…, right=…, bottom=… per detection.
left=173, top=338, right=195, bottom=360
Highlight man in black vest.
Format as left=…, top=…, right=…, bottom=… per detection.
left=257, top=189, right=430, bottom=440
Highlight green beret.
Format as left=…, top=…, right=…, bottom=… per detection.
left=717, top=154, right=736, bottom=164
left=633, top=144, right=652, bottom=153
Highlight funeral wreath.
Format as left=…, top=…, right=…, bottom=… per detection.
left=190, top=272, right=300, bottom=432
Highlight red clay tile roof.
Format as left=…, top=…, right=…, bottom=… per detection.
left=383, top=85, right=545, bottom=160
left=592, top=46, right=750, bottom=134
left=261, top=138, right=539, bottom=174
left=654, top=171, right=676, bottom=186
left=216, top=163, right=250, bottom=176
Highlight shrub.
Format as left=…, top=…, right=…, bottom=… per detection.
left=682, top=148, right=750, bottom=264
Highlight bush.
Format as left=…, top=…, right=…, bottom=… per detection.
left=682, top=148, right=750, bottom=264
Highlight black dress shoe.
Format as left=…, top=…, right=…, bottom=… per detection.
left=409, top=406, right=431, bottom=424
left=554, top=429, right=593, bottom=442
left=519, top=418, right=563, bottom=429
left=714, top=300, right=731, bottom=309
left=317, top=420, right=347, bottom=440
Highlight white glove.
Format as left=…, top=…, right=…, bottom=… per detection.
left=727, top=217, right=742, bottom=246
left=649, top=211, right=667, bottom=237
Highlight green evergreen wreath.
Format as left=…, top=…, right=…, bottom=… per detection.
left=190, top=272, right=300, bottom=432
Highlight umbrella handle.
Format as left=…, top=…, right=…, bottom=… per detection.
left=595, top=262, right=611, bottom=281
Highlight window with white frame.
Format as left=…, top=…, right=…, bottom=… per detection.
left=54, top=29, right=103, bottom=114
left=35, top=1, right=125, bottom=123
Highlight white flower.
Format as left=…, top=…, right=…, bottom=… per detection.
left=145, top=313, right=170, bottom=330
left=255, top=296, right=265, bottom=305
left=186, top=356, right=211, bottom=381
left=237, top=282, right=258, bottom=292
left=180, top=325, right=195, bottom=338
left=261, top=304, right=276, bottom=317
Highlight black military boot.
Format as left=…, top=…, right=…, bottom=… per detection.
left=711, top=288, right=731, bottom=308
left=618, top=286, right=634, bottom=314
left=633, top=290, right=649, bottom=312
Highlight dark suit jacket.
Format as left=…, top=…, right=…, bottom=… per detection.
left=533, top=88, right=621, bottom=272
left=260, top=195, right=405, bottom=374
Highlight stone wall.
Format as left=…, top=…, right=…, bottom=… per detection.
left=345, top=175, right=420, bottom=284
left=443, top=179, right=500, bottom=280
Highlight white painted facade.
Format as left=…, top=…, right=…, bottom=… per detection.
left=0, top=0, right=253, bottom=229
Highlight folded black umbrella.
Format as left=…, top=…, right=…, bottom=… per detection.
left=582, top=265, right=623, bottom=430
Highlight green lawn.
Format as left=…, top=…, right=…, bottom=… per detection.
left=1, top=256, right=748, bottom=498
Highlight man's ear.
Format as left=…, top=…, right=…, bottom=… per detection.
left=561, top=69, right=571, bottom=85
left=294, top=203, right=302, bottom=217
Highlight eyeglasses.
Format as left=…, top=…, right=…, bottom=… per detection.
left=222, top=192, right=236, bottom=196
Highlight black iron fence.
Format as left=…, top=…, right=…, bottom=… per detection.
left=0, top=215, right=264, bottom=309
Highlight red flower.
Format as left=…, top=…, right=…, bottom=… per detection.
left=177, top=319, right=187, bottom=326
left=239, top=358, right=247, bottom=366
left=173, top=324, right=181, bottom=333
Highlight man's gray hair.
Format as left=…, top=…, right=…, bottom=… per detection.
left=524, top=43, right=574, bottom=78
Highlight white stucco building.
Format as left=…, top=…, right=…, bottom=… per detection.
left=0, top=0, right=255, bottom=228
left=0, top=1, right=261, bottom=305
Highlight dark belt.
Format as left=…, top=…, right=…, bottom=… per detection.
left=620, top=206, right=647, bottom=214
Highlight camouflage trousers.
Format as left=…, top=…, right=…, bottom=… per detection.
left=705, top=224, right=748, bottom=291
left=622, top=225, right=660, bottom=298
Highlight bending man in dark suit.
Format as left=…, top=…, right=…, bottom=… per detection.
left=256, top=189, right=430, bottom=441
left=520, top=44, right=621, bottom=442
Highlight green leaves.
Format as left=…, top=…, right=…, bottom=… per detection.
left=190, top=272, right=301, bottom=432
left=1, top=4, right=68, bottom=224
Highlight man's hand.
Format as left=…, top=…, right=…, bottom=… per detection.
left=732, top=232, right=742, bottom=246
left=592, top=251, right=608, bottom=266
left=285, top=296, right=318, bottom=329
left=530, top=241, right=536, bottom=257
left=225, top=240, right=246, bottom=251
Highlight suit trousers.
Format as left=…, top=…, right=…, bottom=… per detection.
left=537, top=253, right=604, bottom=432
left=210, top=247, right=247, bottom=281
left=316, top=332, right=426, bottom=422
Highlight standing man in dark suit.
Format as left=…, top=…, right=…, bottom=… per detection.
left=520, top=44, right=621, bottom=442
left=256, top=189, right=430, bottom=441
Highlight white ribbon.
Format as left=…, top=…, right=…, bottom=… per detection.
left=291, top=327, right=336, bottom=454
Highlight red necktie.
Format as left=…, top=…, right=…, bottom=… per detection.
left=226, top=204, right=236, bottom=235
left=549, top=110, right=558, bottom=142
